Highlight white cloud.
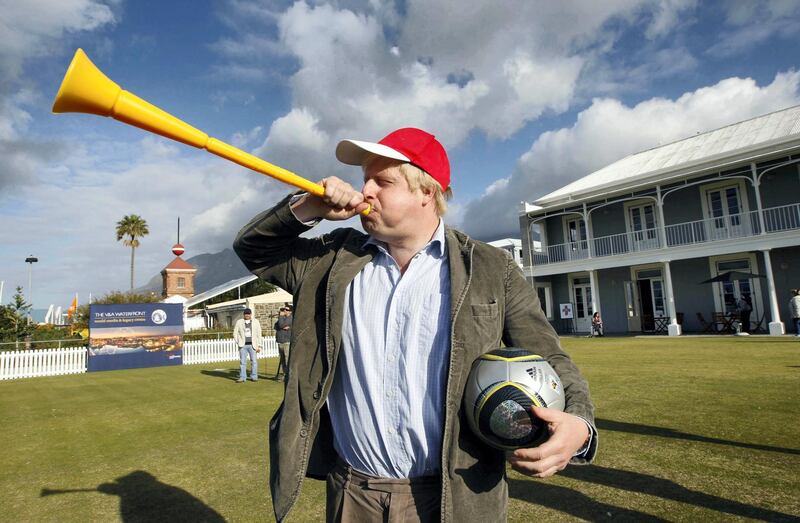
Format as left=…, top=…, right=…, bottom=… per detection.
left=0, top=0, right=116, bottom=193
left=0, top=135, right=291, bottom=306
left=216, top=0, right=693, bottom=160
left=643, top=0, right=697, bottom=39
left=0, top=0, right=115, bottom=84
left=459, top=70, right=800, bottom=240
left=707, top=0, right=800, bottom=57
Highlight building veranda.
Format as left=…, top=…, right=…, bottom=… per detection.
left=519, top=105, right=800, bottom=336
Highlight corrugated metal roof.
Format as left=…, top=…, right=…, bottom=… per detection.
left=535, top=104, right=800, bottom=206
left=184, top=274, right=258, bottom=308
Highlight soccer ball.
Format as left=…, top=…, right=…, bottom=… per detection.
left=463, top=348, right=565, bottom=450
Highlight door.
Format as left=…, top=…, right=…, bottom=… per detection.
left=635, top=269, right=666, bottom=332
left=714, top=259, right=761, bottom=331
left=565, top=218, right=588, bottom=260
left=706, top=186, right=745, bottom=240
left=628, top=204, right=659, bottom=251
left=638, top=280, right=654, bottom=331
left=625, top=281, right=641, bottom=332
left=573, top=277, right=593, bottom=332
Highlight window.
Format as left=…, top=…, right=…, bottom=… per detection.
left=708, top=187, right=742, bottom=226
left=701, top=180, right=750, bottom=239
left=530, top=222, right=544, bottom=252
left=535, top=283, right=553, bottom=320
left=624, top=201, right=659, bottom=250
left=177, top=277, right=186, bottom=289
left=566, top=218, right=587, bottom=246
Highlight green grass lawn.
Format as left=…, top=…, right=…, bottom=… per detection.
left=1, top=337, right=798, bottom=522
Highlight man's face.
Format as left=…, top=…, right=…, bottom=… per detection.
left=244, top=313, right=251, bottom=320
left=359, top=158, right=430, bottom=242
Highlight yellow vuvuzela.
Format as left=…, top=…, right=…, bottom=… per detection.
left=52, top=49, right=370, bottom=216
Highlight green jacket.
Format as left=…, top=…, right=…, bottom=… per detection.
left=233, top=194, right=597, bottom=522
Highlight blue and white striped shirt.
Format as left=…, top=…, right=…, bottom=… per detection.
left=327, top=219, right=451, bottom=478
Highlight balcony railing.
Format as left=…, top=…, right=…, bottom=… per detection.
left=530, top=203, right=800, bottom=267
left=594, top=228, right=661, bottom=257
left=665, top=210, right=761, bottom=246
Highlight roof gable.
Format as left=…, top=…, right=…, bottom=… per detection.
left=162, top=256, right=196, bottom=271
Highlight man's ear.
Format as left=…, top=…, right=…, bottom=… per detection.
left=421, top=186, right=435, bottom=206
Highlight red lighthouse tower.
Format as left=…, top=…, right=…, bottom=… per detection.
left=161, top=219, right=196, bottom=299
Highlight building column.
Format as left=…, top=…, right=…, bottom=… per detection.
left=518, top=205, right=534, bottom=269
left=589, top=269, right=600, bottom=318
left=762, top=250, right=785, bottom=335
left=656, top=187, right=667, bottom=248
left=662, top=261, right=681, bottom=336
left=583, top=203, right=593, bottom=258
left=750, top=163, right=767, bottom=235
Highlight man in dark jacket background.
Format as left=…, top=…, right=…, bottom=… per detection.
left=273, top=307, right=292, bottom=378
left=234, top=127, right=596, bottom=522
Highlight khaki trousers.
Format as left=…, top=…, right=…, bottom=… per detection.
left=276, top=343, right=289, bottom=377
left=326, top=460, right=440, bottom=523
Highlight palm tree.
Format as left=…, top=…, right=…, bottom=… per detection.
left=115, top=215, right=149, bottom=290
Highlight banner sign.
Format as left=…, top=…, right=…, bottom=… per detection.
left=88, top=303, right=183, bottom=372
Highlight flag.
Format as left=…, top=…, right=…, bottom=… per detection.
left=67, top=294, right=78, bottom=321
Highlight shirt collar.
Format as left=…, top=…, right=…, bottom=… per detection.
left=364, top=219, right=447, bottom=258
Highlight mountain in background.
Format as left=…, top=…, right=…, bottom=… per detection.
left=137, top=248, right=251, bottom=295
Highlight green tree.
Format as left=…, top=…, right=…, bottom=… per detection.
left=0, top=287, right=33, bottom=342
left=116, top=214, right=149, bottom=290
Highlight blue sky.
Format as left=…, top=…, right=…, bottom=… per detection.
left=1, top=0, right=799, bottom=310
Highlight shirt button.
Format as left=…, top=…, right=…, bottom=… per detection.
left=313, top=391, right=320, bottom=400
left=299, top=429, right=308, bottom=438
left=388, top=427, right=395, bottom=435
left=387, top=354, right=395, bottom=362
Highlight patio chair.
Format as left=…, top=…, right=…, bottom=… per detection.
left=750, top=312, right=767, bottom=334
left=696, top=312, right=715, bottom=333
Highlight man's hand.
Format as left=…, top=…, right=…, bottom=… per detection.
left=506, top=406, right=590, bottom=478
left=291, top=177, right=370, bottom=222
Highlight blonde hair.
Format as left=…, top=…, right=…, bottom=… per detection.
left=363, top=154, right=452, bottom=216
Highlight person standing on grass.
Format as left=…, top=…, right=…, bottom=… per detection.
left=790, top=289, right=800, bottom=336
left=234, top=308, right=262, bottom=382
left=233, top=127, right=596, bottom=522
left=274, top=307, right=292, bottom=378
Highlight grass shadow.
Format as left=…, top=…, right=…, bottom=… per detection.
left=200, top=368, right=283, bottom=382
left=41, top=470, right=224, bottom=522
left=598, top=418, right=800, bottom=455
left=508, top=478, right=666, bottom=521
left=561, top=465, right=799, bottom=522
left=200, top=369, right=240, bottom=381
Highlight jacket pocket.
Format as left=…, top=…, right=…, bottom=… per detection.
left=471, top=302, right=498, bottom=317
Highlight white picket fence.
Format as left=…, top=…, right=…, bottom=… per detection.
left=182, top=336, right=279, bottom=364
left=0, top=337, right=279, bottom=380
left=0, top=347, right=87, bottom=380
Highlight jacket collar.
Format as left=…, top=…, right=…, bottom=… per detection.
left=445, top=226, right=473, bottom=324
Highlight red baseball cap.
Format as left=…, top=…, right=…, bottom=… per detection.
left=336, top=127, right=450, bottom=190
